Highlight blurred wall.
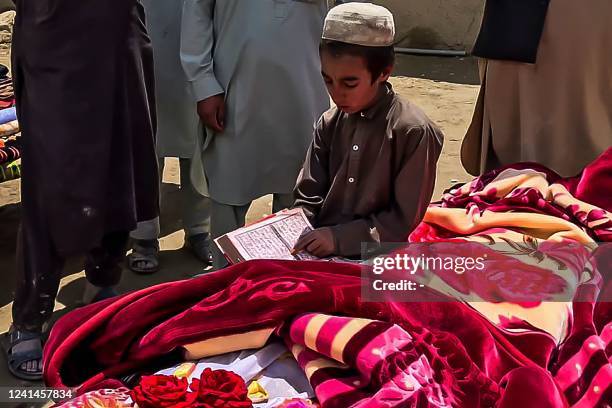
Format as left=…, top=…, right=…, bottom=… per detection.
left=337, top=0, right=485, bottom=51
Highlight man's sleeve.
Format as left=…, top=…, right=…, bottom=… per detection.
left=293, top=117, right=331, bottom=221
left=331, top=125, right=444, bottom=256
left=180, top=0, right=224, bottom=103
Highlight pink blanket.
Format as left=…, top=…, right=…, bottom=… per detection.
left=45, top=149, right=612, bottom=407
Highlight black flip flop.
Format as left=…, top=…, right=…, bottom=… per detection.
left=1, top=328, right=43, bottom=381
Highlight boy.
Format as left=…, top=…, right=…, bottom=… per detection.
left=293, top=3, right=443, bottom=258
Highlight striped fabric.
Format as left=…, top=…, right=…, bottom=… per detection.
left=0, top=134, right=20, bottom=165
left=285, top=313, right=497, bottom=407
left=0, top=76, right=14, bottom=108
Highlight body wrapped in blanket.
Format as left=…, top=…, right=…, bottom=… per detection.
left=46, top=149, right=612, bottom=407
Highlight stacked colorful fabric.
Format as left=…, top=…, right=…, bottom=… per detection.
left=0, top=134, right=20, bottom=161
left=0, top=106, right=20, bottom=183
left=45, top=149, right=611, bottom=407
left=0, top=157, right=20, bottom=182
left=0, top=119, right=18, bottom=137
left=0, top=74, right=14, bottom=109
left=0, top=134, right=21, bottom=182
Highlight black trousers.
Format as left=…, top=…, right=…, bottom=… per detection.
left=12, top=211, right=128, bottom=332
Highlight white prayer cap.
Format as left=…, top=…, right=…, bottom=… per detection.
left=322, top=3, right=395, bottom=47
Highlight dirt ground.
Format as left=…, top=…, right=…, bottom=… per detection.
left=0, top=38, right=480, bottom=399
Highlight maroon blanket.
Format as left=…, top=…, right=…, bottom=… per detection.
left=44, top=149, right=612, bottom=407
left=43, top=260, right=610, bottom=407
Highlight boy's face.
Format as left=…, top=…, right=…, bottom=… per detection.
left=321, top=51, right=391, bottom=115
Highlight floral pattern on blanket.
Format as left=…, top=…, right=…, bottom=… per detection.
left=46, top=149, right=612, bottom=408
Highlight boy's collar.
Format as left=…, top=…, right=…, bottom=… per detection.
left=357, top=82, right=394, bottom=120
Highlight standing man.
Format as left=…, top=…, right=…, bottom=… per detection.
left=2, top=0, right=158, bottom=380
left=181, top=0, right=330, bottom=269
left=128, top=0, right=212, bottom=274
left=462, top=0, right=612, bottom=177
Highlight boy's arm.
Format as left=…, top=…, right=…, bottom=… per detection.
left=293, top=118, right=331, bottom=220
left=180, top=0, right=223, bottom=103
left=331, top=125, right=444, bottom=256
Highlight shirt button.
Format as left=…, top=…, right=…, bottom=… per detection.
left=352, top=145, right=359, bottom=151
left=348, top=177, right=355, bottom=183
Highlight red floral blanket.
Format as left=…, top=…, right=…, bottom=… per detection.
left=44, top=149, right=612, bottom=407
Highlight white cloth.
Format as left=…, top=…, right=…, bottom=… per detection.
left=180, top=0, right=330, bottom=205
left=323, top=2, right=395, bottom=46
left=157, top=342, right=314, bottom=407
left=143, top=0, right=202, bottom=159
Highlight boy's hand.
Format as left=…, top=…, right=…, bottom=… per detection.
left=292, top=227, right=335, bottom=258
left=197, top=94, right=225, bottom=132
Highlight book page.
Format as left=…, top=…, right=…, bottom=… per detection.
left=227, top=208, right=318, bottom=261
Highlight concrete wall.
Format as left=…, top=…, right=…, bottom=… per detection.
left=370, top=0, right=485, bottom=51
left=0, top=0, right=14, bottom=14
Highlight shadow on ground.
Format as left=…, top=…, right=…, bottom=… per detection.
left=393, top=54, right=479, bottom=85
left=0, top=181, right=210, bottom=395
left=0, top=182, right=200, bottom=309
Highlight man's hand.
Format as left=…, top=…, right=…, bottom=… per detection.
left=197, top=94, right=225, bottom=132
left=292, top=227, right=336, bottom=258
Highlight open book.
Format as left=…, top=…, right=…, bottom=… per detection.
left=214, top=208, right=321, bottom=264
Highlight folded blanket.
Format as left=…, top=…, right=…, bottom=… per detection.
left=0, top=76, right=13, bottom=96
left=0, top=134, right=21, bottom=164
left=0, top=76, right=14, bottom=109
left=0, top=159, right=20, bottom=182
left=44, top=150, right=612, bottom=407
left=0, top=107, right=16, bottom=125
left=0, top=119, right=18, bottom=137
